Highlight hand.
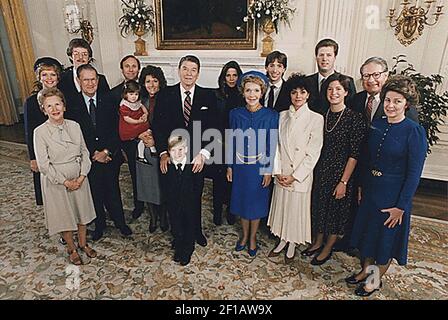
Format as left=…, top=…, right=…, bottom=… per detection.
left=160, top=153, right=170, bottom=174
left=382, top=207, right=404, bottom=228
left=281, top=175, right=295, bottom=187
left=140, top=113, right=148, bottom=122
left=30, top=160, right=39, bottom=173
left=357, top=187, right=362, bottom=205
left=333, top=182, right=347, bottom=199
left=76, top=175, right=86, bottom=187
left=92, top=150, right=110, bottom=163
left=64, top=179, right=80, bottom=191
left=192, top=153, right=205, bottom=173
left=226, top=168, right=232, bottom=182
left=262, top=174, right=272, bottom=188
left=142, top=135, right=155, bottom=148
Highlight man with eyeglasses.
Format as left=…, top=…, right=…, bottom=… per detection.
left=334, top=57, right=419, bottom=255
left=59, top=38, right=110, bottom=108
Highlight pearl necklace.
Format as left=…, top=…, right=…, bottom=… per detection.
left=325, top=106, right=346, bottom=133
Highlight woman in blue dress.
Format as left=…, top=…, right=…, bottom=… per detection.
left=347, top=75, right=427, bottom=296
left=226, top=71, right=279, bottom=257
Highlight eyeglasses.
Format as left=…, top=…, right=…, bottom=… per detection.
left=361, top=71, right=387, bottom=80
left=73, top=51, right=89, bottom=58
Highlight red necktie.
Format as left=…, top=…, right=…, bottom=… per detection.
left=366, top=95, right=375, bottom=122
left=183, top=91, right=191, bottom=126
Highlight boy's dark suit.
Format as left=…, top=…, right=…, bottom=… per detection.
left=164, top=162, right=203, bottom=265
left=153, top=83, right=217, bottom=244
left=305, top=72, right=356, bottom=115
left=65, top=91, right=128, bottom=235
left=261, top=82, right=291, bottom=112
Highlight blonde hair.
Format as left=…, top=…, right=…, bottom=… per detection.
left=168, top=135, right=188, bottom=151
left=239, top=75, right=267, bottom=96
left=37, top=87, right=66, bottom=112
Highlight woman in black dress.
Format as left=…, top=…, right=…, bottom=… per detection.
left=23, top=57, right=63, bottom=205
left=301, top=74, right=367, bottom=265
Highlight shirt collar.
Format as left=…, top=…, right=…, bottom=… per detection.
left=171, top=156, right=187, bottom=170
left=73, top=67, right=81, bottom=92
left=180, top=84, right=196, bottom=99
left=82, top=92, right=97, bottom=108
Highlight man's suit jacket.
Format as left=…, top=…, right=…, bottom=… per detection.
left=262, top=81, right=291, bottom=113
left=350, top=90, right=420, bottom=124
left=305, top=72, right=356, bottom=115
left=110, top=81, right=125, bottom=107
left=152, top=83, right=217, bottom=154
left=65, top=91, right=121, bottom=159
left=59, top=67, right=110, bottom=108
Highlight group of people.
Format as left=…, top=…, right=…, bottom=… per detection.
left=24, top=37, right=427, bottom=296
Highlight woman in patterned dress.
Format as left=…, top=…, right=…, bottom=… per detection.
left=301, top=74, right=367, bottom=265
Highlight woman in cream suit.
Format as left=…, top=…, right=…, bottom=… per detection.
left=268, top=74, right=324, bottom=263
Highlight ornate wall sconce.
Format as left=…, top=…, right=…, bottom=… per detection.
left=64, top=0, right=94, bottom=44
left=387, top=0, right=444, bottom=46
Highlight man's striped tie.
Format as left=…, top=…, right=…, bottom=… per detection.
left=183, top=91, right=191, bottom=126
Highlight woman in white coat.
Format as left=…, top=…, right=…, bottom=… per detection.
left=267, top=74, right=324, bottom=263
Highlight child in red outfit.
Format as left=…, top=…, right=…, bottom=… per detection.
left=118, top=80, right=149, bottom=141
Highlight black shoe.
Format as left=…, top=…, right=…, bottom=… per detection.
left=171, top=240, right=176, bottom=250
left=354, top=281, right=382, bottom=297
left=345, top=274, right=368, bottom=285
left=196, top=234, right=207, bottom=247
left=180, top=256, right=191, bottom=266
left=300, top=245, right=323, bottom=257
left=226, top=212, right=236, bottom=225
left=213, top=214, right=222, bottom=226
left=59, top=237, right=67, bottom=245
left=131, top=208, right=143, bottom=220
left=91, top=229, right=104, bottom=241
left=119, top=225, right=132, bottom=236
left=159, top=209, right=169, bottom=232
left=310, top=251, right=332, bottom=266
left=173, top=252, right=181, bottom=263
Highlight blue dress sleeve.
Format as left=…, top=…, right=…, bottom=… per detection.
left=396, top=125, right=428, bottom=211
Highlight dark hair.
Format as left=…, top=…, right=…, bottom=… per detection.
left=285, top=73, right=309, bottom=95
left=380, top=75, right=420, bottom=107
left=217, top=61, right=243, bottom=97
left=66, top=38, right=93, bottom=63
left=122, top=80, right=141, bottom=100
left=264, top=50, right=288, bottom=69
left=327, top=74, right=351, bottom=92
left=178, top=55, right=200, bottom=71
left=120, top=55, right=141, bottom=70
left=315, top=38, right=339, bottom=57
left=37, top=87, right=66, bottom=112
left=138, top=65, right=167, bottom=98
left=76, top=64, right=98, bottom=78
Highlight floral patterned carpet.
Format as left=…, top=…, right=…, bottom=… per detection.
left=0, top=141, right=447, bottom=300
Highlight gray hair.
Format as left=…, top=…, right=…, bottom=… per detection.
left=360, top=57, right=388, bottom=75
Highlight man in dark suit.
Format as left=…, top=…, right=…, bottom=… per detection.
left=305, top=38, right=356, bottom=115
left=262, top=51, right=290, bottom=112
left=59, top=38, right=110, bottom=107
left=335, top=57, right=419, bottom=254
left=350, top=57, right=419, bottom=124
left=152, top=55, right=217, bottom=248
left=66, top=64, right=132, bottom=241
left=110, top=55, right=141, bottom=106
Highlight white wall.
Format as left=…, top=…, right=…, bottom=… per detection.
left=24, top=0, right=448, bottom=180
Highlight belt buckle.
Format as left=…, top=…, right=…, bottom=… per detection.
left=371, top=169, right=383, bottom=177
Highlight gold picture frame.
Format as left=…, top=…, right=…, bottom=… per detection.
left=154, top=0, right=256, bottom=50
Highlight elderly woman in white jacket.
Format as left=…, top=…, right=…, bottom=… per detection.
left=267, top=73, right=324, bottom=263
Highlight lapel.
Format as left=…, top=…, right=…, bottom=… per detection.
left=47, top=121, right=73, bottom=147
left=282, top=105, right=312, bottom=162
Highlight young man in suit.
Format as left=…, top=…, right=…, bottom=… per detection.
left=164, top=135, right=203, bottom=266
left=152, top=55, right=217, bottom=247
left=66, top=64, right=132, bottom=241
left=59, top=38, right=110, bottom=107
left=263, top=51, right=290, bottom=112
left=305, top=38, right=356, bottom=114
left=110, top=55, right=141, bottom=106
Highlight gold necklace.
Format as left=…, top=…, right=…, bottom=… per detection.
left=247, top=104, right=262, bottom=113
left=325, top=107, right=346, bottom=133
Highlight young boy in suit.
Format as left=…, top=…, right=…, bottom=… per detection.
left=164, top=135, right=203, bottom=266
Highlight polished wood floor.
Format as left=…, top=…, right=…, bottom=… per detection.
left=1, top=122, right=447, bottom=221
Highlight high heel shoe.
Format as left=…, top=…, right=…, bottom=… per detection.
left=248, top=246, right=259, bottom=257
left=354, top=281, right=382, bottom=297
left=300, top=245, right=323, bottom=257
left=345, top=274, right=368, bottom=286
left=310, top=251, right=332, bottom=266
left=235, top=241, right=247, bottom=252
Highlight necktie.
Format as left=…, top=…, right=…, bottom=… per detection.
left=267, top=85, right=275, bottom=108
left=183, top=91, right=191, bottom=126
left=319, top=78, right=326, bottom=93
left=89, top=98, right=96, bottom=127
left=366, top=95, right=375, bottom=122
left=176, top=163, right=183, bottom=178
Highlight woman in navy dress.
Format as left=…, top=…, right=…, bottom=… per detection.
left=23, top=57, right=63, bottom=205
left=227, top=71, right=279, bottom=257
left=347, top=75, right=427, bottom=296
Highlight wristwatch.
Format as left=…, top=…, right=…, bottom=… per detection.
left=340, top=180, right=348, bottom=186
left=103, top=149, right=112, bottom=157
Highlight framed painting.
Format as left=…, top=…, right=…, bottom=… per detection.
left=154, top=0, right=256, bottom=50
